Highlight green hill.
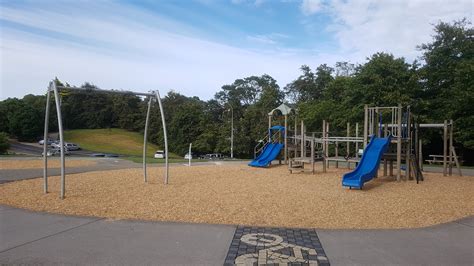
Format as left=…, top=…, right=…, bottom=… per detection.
left=64, top=128, right=180, bottom=160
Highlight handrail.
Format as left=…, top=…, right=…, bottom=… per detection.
left=253, top=129, right=283, bottom=158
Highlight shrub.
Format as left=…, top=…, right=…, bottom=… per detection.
left=0, top=132, right=10, bottom=154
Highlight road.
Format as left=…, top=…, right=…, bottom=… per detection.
left=8, top=141, right=95, bottom=157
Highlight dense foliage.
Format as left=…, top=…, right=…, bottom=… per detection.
left=0, top=20, right=472, bottom=162
left=0, top=132, right=9, bottom=154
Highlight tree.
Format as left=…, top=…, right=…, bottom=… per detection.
left=284, top=64, right=334, bottom=103
left=0, top=132, right=9, bottom=154
left=418, top=18, right=474, bottom=148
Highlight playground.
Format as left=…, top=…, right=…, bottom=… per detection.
left=1, top=83, right=472, bottom=230
left=0, top=161, right=472, bottom=229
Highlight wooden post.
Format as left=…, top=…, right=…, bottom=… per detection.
left=449, top=119, right=453, bottom=176
left=335, top=140, right=339, bottom=168
left=452, top=148, right=463, bottom=176
left=347, top=122, right=350, bottom=169
left=355, top=123, right=359, bottom=160
left=301, top=120, right=304, bottom=158
left=406, top=109, right=411, bottom=180
left=375, top=107, right=380, bottom=137
left=326, top=122, right=330, bottom=168
left=397, top=104, right=402, bottom=181
left=322, top=120, right=327, bottom=173
left=364, top=105, right=368, bottom=148
left=419, top=140, right=423, bottom=171
left=443, top=120, right=448, bottom=176
left=389, top=160, right=393, bottom=177
left=294, top=116, right=298, bottom=145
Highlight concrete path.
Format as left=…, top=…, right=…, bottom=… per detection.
left=1, top=206, right=473, bottom=265
left=0, top=207, right=235, bottom=265
left=318, top=218, right=474, bottom=265
left=0, top=157, right=248, bottom=184
left=0, top=158, right=141, bottom=183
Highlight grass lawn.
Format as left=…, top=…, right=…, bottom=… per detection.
left=64, top=128, right=180, bottom=158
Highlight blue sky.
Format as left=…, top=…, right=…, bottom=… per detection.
left=1, top=0, right=472, bottom=100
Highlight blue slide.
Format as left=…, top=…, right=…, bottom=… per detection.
left=342, top=136, right=391, bottom=189
left=248, top=143, right=284, bottom=167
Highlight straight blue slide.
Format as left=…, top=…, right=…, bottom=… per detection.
left=248, top=143, right=284, bottom=167
left=342, top=136, right=392, bottom=189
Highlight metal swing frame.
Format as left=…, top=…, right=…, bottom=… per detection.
left=43, top=80, right=169, bottom=199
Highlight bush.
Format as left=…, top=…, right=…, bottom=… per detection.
left=0, top=132, right=10, bottom=154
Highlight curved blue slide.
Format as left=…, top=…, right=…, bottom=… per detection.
left=342, top=136, right=391, bottom=189
left=248, top=143, right=284, bottom=167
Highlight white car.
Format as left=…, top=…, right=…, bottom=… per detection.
left=42, top=148, right=70, bottom=157
left=52, top=142, right=81, bottom=151
left=38, top=139, right=54, bottom=145
left=65, top=143, right=81, bottom=151
left=184, top=153, right=192, bottom=160
left=154, top=150, right=165, bottom=159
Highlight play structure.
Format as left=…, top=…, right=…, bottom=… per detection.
left=42, top=80, right=169, bottom=199
left=250, top=103, right=462, bottom=189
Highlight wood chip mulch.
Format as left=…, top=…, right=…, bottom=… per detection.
left=0, top=164, right=472, bottom=229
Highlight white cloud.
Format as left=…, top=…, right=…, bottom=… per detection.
left=324, top=0, right=472, bottom=61
left=301, top=0, right=323, bottom=15
left=0, top=3, right=341, bottom=100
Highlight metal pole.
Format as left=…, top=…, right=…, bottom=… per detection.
left=155, top=90, right=169, bottom=184
left=231, top=105, right=234, bottom=159
left=188, top=143, right=192, bottom=166
left=43, top=83, right=52, bottom=193
left=143, top=97, right=152, bottom=182
left=52, top=82, right=66, bottom=199
left=284, top=115, right=287, bottom=164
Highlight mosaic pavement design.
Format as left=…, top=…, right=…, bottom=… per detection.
left=224, top=226, right=330, bottom=266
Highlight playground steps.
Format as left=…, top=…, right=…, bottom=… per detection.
left=289, top=157, right=315, bottom=174
left=289, top=166, right=314, bottom=174
left=291, top=156, right=313, bottom=163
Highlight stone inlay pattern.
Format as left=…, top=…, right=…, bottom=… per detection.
left=224, top=226, right=329, bottom=265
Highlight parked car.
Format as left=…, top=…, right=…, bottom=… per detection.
left=42, top=148, right=70, bottom=157
left=51, top=142, right=81, bottom=151
left=154, top=150, right=165, bottom=159
left=203, top=153, right=223, bottom=160
left=38, top=139, right=54, bottom=145
left=184, top=153, right=196, bottom=160
left=65, top=143, right=81, bottom=151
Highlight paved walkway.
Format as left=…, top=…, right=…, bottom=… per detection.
left=1, top=206, right=473, bottom=265
left=0, top=157, right=247, bottom=184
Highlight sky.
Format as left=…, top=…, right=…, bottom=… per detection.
left=0, top=0, right=472, bottom=100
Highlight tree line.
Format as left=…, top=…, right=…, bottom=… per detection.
left=0, top=19, right=472, bottom=163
